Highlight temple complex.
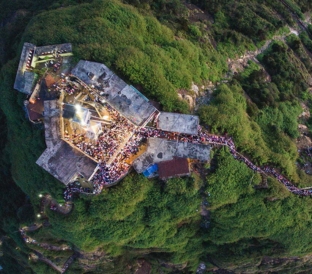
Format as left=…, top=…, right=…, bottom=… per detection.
left=14, top=42, right=210, bottom=191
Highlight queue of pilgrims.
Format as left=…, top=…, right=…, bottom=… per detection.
left=63, top=181, right=92, bottom=201
left=63, top=123, right=312, bottom=200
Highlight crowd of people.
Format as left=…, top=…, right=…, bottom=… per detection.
left=131, top=126, right=312, bottom=195
left=63, top=182, right=91, bottom=201
left=87, top=125, right=264, bottom=194
left=64, top=104, right=136, bottom=163
left=50, top=77, right=79, bottom=96
left=62, top=111, right=312, bottom=201
left=91, top=131, right=144, bottom=193
left=263, top=166, right=312, bottom=196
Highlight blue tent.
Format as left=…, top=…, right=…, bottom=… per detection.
left=143, top=164, right=158, bottom=177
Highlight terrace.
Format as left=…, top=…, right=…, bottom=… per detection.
left=133, top=137, right=211, bottom=173
left=156, top=112, right=199, bottom=135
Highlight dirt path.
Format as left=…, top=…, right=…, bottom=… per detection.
left=227, top=34, right=286, bottom=74
left=32, top=250, right=63, bottom=273
left=61, top=252, right=78, bottom=273
left=22, top=223, right=42, bottom=232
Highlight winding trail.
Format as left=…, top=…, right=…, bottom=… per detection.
left=140, top=127, right=312, bottom=197
left=192, top=127, right=311, bottom=196
left=34, top=129, right=310, bottom=273
left=61, top=252, right=78, bottom=273
left=32, top=250, right=63, bottom=273
left=278, top=0, right=311, bottom=36
left=63, top=125, right=312, bottom=204
left=192, top=129, right=311, bottom=196
left=20, top=224, right=73, bottom=273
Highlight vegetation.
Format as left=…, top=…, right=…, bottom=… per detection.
left=1, top=0, right=312, bottom=273
left=22, top=0, right=219, bottom=112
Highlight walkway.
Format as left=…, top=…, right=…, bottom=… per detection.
left=136, top=126, right=312, bottom=197
left=63, top=125, right=312, bottom=200
left=195, top=128, right=312, bottom=196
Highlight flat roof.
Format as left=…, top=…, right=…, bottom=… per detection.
left=23, top=71, right=36, bottom=94
left=36, top=141, right=97, bottom=185
left=157, top=112, right=199, bottom=135
left=158, top=157, right=190, bottom=180
left=43, top=100, right=61, bottom=149
left=14, top=42, right=36, bottom=94
left=71, top=60, right=157, bottom=126
left=111, top=85, right=156, bottom=125
left=133, top=138, right=210, bottom=173
left=71, top=60, right=126, bottom=94
left=34, top=43, right=72, bottom=56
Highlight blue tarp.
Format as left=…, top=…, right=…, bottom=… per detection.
left=143, top=164, right=158, bottom=177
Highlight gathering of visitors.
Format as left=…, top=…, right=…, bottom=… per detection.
left=64, top=119, right=312, bottom=200
left=63, top=181, right=91, bottom=201
left=61, top=98, right=312, bottom=201
left=64, top=104, right=136, bottom=163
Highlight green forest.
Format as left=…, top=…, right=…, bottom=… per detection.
left=2, top=0, right=312, bottom=273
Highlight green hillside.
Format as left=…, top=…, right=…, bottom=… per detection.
left=1, top=0, right=312, bottom=273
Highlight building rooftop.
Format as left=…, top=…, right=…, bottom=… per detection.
left=110, top=85, right=156, bottom=126
left=158, top=157, right=190, bottom=180
left=14, top=42, right=36, bottom=94
left=71, top=60, right=157, bottom=126
left=36, top=141, right=97, bottom=185
left=71, top=60, right=125, bottom=94
left=133, top=138, right=210, bottom=173
left=157, top=112, right=199, bottom=135
left=23, top=71, right=37, bottom=95
left=15, top=43, right=204, bottom=188
left=34, top=43, right=72, bottom=56
left=14, top=43, right=72, bottom=95
left=43, top=100, right=61, bottom=149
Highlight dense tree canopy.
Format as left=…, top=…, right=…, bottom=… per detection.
left=2, top=0, right=312, bottom=273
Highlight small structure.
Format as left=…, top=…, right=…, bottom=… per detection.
left=14, top=43, right=72, bottom=95
left=158, top=158, right=190, bottom=180
left=71, top=60, right=157, bottom=126
left=85, top=120, right=102, bottom=140
left=36, top=141, right=97, bottom=185
left=14, top=42, right=36, bottom=94
left=157, top=112, right=199, bottom=135
left=133, top=138, right=210, bottom=173
left=34, top=43, right=72, bottom=57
